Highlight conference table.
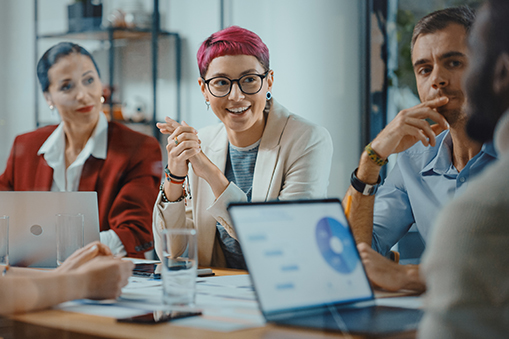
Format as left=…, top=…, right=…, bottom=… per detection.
left=0, top=267, right=418, bottom=339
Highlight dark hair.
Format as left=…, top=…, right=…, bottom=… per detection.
left=411, top=6, right=475, bottom=54
left=465, top=0, right=509, bottom=143
left=484, top=0, right=509, bottom=55
left=37, top=42, right=101, bottom=93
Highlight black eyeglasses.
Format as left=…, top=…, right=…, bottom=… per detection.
left=202, top=71, right=269, bottom=98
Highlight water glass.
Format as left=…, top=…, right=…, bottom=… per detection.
left=56, top=213, right=84, bottom=265
left=161, top=229, right=198, bottom=309
left=0, top=216, right=9, bottom=270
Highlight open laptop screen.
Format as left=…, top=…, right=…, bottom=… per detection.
left=229, top=199, right=373, bottom=315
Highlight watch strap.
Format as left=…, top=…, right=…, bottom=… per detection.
left=350, top=168, right=381, bottom=196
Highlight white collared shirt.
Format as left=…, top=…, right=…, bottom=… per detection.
left=37, top=113, right=126, bottom=256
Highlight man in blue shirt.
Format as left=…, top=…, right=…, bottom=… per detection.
left=345, top=6, right=497, bottom=292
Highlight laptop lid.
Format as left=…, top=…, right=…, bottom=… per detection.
left=0, top=192, right=101, bottom=268
left=228, top=198, right=374, bottom=318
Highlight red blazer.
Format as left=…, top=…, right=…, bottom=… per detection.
left=0, top=122, right=162, bottom=258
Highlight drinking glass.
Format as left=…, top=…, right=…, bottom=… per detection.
left=160, top=229, right=198, bottom=309
left=56, top=213, right=84, bottom=265
left=0, top=216, right=9, bottom=272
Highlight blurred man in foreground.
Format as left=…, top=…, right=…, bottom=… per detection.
left=419, top=0, right=509, bottom=337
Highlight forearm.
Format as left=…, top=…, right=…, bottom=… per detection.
left=0, top=272, right=86, bottom=315
left=357, top=151, right=384, bottom=183
left=200, top=165, right=229, bottom=199
left=168, top=152, right=228, bottom=201
left=153, top=195, right=192, bottom=259
left=8, top=267, right=52, bottom=276
left=164, top=179, right=188, bottom=201
left=347, top=152, right=383, bottom=245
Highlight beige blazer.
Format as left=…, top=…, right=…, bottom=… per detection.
left=153, top=100, right=333, bottom=266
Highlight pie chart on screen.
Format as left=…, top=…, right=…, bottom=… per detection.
left=315, top=217, right=358, bottom=274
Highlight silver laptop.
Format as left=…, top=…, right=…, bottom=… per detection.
left=228, top=198, right=423, bottom=335
left=0, top=192, right=100, bottom=268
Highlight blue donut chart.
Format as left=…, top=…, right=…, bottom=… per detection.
left=315, top=217, right=359, bottom=274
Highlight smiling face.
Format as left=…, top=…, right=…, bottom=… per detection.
left=198, top=54, right=273, bottom=147
left=412, top=23, right=469, bottom=126
left=44, top=53, right=103, bottom=127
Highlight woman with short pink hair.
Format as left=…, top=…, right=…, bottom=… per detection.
left=153, top=26, right=333, bottom=268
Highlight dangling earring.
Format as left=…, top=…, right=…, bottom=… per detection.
left=101, top=96, right=105, bottom=104
left=205, top=100, right=210, bottom=110
left=49, top=104, right=54, bottom=110
left=266, top=91, right=272, bottom=100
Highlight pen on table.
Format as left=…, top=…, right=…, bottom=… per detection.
left=344, top=195, right=352, bottom=220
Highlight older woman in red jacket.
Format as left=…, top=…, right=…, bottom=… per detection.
left=0, top=42, right=162, bottom=258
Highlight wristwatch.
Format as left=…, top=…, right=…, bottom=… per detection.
left=350, top=168, right=381, bottom=196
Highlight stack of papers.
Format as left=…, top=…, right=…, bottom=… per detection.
left=57, top=274, right=265, bottom=332
left=56, top=273, right=422, bottom=332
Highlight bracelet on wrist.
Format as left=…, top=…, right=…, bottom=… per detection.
left=159, top=172, right=193, bottom=204
left=169, top=178, right=185, bottom=185
left=160, top=182, right=187, bottom=203
left=164, top=165, right=187, bottom=182
left=365, top=143, right=388, bottom=167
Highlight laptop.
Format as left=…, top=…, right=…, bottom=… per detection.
left=0, top=192, right=101, bottom=268
left=227, top=198, right=423, bottom=335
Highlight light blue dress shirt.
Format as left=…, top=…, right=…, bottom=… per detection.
left=372, top=130, right=497, bottom=256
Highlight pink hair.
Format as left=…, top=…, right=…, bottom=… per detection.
left=197, top=26, right=270, bottom=78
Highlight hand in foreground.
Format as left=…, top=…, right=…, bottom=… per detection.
left=357, top=243, right=425, bottom=293
left=157, top=117, right=201, bottom=177
left=56, top=241, right=113, bottom=273
left=370, top=97, right=450, bottom=159
left=77, top=256, right=134, bottom=300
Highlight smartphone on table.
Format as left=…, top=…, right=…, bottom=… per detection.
left=132, top=263, right=161, bottom=279
left=117, top=310, right=202, bottom=324
left=132, top=263, right=214, bottom=278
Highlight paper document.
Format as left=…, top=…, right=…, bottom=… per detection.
left=56, top=274, right=264, bottom=332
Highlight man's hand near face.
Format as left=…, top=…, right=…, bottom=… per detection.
left=370, top=97, right=450, bottom=160
left=345, top=97, right=450, bottom=246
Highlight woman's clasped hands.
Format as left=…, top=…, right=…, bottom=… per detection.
left=157, top=117, right=201, bottom=177
left=156, top=117, right=228, bottom=198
